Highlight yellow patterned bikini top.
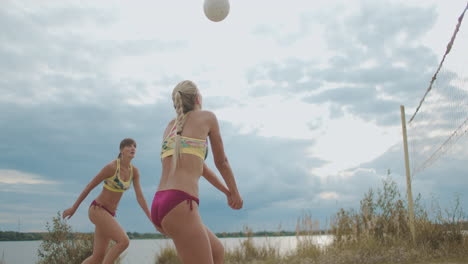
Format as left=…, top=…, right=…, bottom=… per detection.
left=160, top=119, right=208, bottom=160
left=103, top=159, right=133, bottom=192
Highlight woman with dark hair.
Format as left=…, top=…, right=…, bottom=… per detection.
left=151, top=80, right=243, bottom=264
left=63, top=138, right=151, bottom=264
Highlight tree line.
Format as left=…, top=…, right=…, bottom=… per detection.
left=3, top=221, right=467, bottom=241
left=0, top=231, right=46, bottom=241
left=0, top=230, right=297, bottom=241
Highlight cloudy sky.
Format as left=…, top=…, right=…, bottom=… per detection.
left=1, top=0, right=467, bottom=233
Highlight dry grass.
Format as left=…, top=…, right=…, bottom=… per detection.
left=154, top=246, right=182, bottom=264
left=224, top=227, right=281, bottom=263
left=154, top=176, right=468, bottom=264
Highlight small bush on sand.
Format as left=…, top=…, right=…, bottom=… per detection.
left=37, top=212, right=124, bottom=264
left=37, top=212, right=94, bottom=264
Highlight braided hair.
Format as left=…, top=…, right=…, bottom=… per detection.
left=171, top=80, right=199, bottom=171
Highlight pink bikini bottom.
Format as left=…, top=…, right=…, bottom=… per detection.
left=151, top=189, right=199, bottom=228
left=90, top=200, right=116, bottom=217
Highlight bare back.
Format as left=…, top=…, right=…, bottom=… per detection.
left=158, top=110, right=214, bottom=197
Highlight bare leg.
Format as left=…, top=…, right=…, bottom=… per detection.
left=82, top=206, right=111, bottom=264
left=84, top=205, right=130, bottom=264
left=162, top=202, right=214, bottom=264
left=206, top=226, right=224, bottom=264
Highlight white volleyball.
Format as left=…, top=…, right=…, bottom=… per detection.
left=203, top=0, right=230, bottom=22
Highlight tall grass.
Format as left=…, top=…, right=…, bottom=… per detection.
left=224, top=226, right=281, bottom=263
left=154, top=246, right=181, bottom=264
left=293, top=214, right=322, bottom=260
left=328, top=175, right=467, bottom=262
left=153, top=175, right=468, bottom=264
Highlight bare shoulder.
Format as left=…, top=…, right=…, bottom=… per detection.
left=198, top=110, right=217, bottom=121
left=106, top=160, right=118, bottom=171
left=98, top=160, right=118, bottom=179
left=163, top=118, right=176, bottom=138
left=132, top=165, right=140, bottom=179
left=166, top=118, right=176, bottom=129
left=198, top=111, right=220, bottom=136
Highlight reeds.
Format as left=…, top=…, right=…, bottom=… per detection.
left=153, top=175, right=468, bottom=264
left=224, top=226, right=281, bottom=263
left=154, top=245, right=181, bottom=264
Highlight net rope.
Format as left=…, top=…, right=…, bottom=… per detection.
left=408, top=2, right=468, bottom=176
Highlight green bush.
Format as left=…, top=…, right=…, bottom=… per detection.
left=36, top=212, right=126, bottom=264
left=37, top=212, right=94, bottom=264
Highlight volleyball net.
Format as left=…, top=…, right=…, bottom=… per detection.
left=408, top=2, right=468, bottom=177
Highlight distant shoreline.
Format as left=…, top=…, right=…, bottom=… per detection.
left=0, top=230, right=329, bottom=241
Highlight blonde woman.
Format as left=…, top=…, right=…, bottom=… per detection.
left=63, top=138, right=152, bottom=264
left=151, top=80, right=243, bottom=264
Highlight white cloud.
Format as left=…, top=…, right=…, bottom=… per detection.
left=217, top=95, right=326, bottom=139
left=309, top=114, right=401, bottom=179
left=0, top=170, right=58, bottom=185
left=319, top=191, right=339, bottom=200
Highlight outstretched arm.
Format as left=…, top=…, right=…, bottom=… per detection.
left=62, top=162, right=115, bottom=219
left=207, top=111, right=243, bottom=210
left=132, top=167, right=151, bottom=222
left=202, top=163, right=229, bottom=196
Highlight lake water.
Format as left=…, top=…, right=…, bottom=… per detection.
left=0, top=235, right=333, bottom=264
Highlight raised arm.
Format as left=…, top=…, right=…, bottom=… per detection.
left=62, top=162, right=115, bottom=219
left=202, top=163, right=229, bottom=196
left=207, top=111, right=243, bottom=210
left=132, top=167, right=151, bottom=221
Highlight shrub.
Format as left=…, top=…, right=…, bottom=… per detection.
left=37, top=212, right=94, bottom=264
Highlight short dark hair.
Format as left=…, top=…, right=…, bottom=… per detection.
left=118, top=138, right=136, bottom=158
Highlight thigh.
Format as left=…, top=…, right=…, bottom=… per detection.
left=162, top=202, right=214, bottom=264
left=205, top=226, right=224, bottom=264
left=91, top=226, right=111, bottom=259
left=89, top=205, right=128, bottom=243
left=205, top=227, right=224, bottom=254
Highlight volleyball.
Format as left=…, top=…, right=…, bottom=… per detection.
left=203, top=0, right=230, bottom=22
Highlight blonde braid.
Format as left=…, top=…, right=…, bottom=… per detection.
left=172, top=91, right=185, bottom=170
left=170, top=80, right=199, bottom=173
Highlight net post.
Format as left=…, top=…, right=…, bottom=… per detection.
left=400, top=105, right=416, bottom=245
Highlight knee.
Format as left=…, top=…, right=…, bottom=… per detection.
left=213, top=243, right=224, bottom=263
left=116, top=236, right=130, bottom=250
left=121, top=237, right=130, bottom=249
